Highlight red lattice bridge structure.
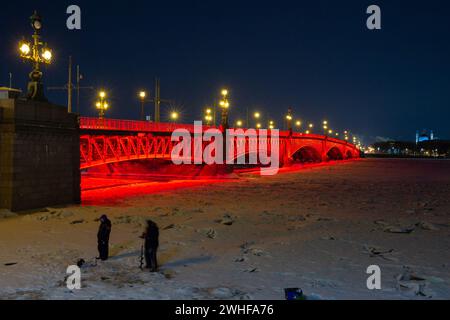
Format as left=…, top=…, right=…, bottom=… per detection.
left=79, top=117, right=360, bottom=170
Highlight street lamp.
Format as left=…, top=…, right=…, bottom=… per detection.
left=253, top=112, right=261, bottom=128
left=139, top=91, right=146, bottom=121
left=204, top=108, right=213, bottom=125
left=268, top=120, right=275, bottom=129
left=236, top=120, right=243, bottom=127
left=256, top=123, right=262, bottom=129
left=18, top=11, right=53, bottom=101
left=219, top=89, right=230, bottom=130
left=344, top=130, right=349, bottom=140
left=286, top=107, right=293, bottom=132
left=170, top=111, right=179, bottom=122
left=204, top=115, right=213, bottom=125
left=322, top=120, right=329, bottom=134
left=95, top=90, right=109, bottom=119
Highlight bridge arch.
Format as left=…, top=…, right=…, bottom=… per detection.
left=326, top=146, right=344, bottom=161
left=292, top=145, right=322, bottom=163
left=345, top=150, right=353, bottom=159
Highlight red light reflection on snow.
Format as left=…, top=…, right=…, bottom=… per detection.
left=81, top=159, right=362, bottom=206
left=81, top=177, right=231, bottom=206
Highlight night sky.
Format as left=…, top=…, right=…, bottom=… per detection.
left=1, top=0, right=449, bottom=143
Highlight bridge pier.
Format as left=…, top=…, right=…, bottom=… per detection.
left=0, top=97, right=80, bottom=212
left=281, top=138, right=293, bottom=167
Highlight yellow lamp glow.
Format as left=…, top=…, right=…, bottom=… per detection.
left=171, top=112, right=179, bottom=120
left=19, top=42, right=31, bottom=55
left=42, top=49, right=52, bottom=61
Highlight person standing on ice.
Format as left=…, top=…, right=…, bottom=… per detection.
left=97, top=214, right=111, bottom=261
left=141, top=220, right=159, bottom=272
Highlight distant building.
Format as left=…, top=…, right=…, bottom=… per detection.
left=416, top=129, right=437, bottom=144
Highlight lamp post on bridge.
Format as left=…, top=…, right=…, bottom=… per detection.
left=138, top=91, right=147, bottom=121
left=96, top=91, right=109, bottom=119
left=219, top=89, right=230, bottom=131
left=253, top=111, right=261, bottom=128
left=285, top=107, right=293, bottom=136
left=18, top=11, right=53, bottom=101
left=322, top=120, right=328, bottom=135
left=344, top=131, right=349, bottom=141
left=204, top=107, right=213, bottom=125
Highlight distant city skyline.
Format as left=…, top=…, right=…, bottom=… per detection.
left=1, top=0, right=450, bottom=143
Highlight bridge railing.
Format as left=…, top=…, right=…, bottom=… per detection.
left=79, top=117, right=215, bottom=133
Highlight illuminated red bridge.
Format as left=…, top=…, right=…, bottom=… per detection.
left=79, top=117, right=360, bottom=170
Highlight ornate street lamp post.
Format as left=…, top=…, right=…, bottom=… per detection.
left=219, top=89, right=230, bottom=130
left=204, top=108, right=213, bottom=125
left=18, top=11, right=53, bottom=101
left=322, top=120, right=329, bottom=134
left=95, top=91, right=109, bottom=119
left=286, top=107, right=293, bottom=133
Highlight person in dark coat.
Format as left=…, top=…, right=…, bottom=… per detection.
left=97, top=214, right=111, bottom=261
left=141, top=220, right=159, bottom=272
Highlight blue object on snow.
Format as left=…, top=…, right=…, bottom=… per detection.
left=284, top=288, right=305, bottom=300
